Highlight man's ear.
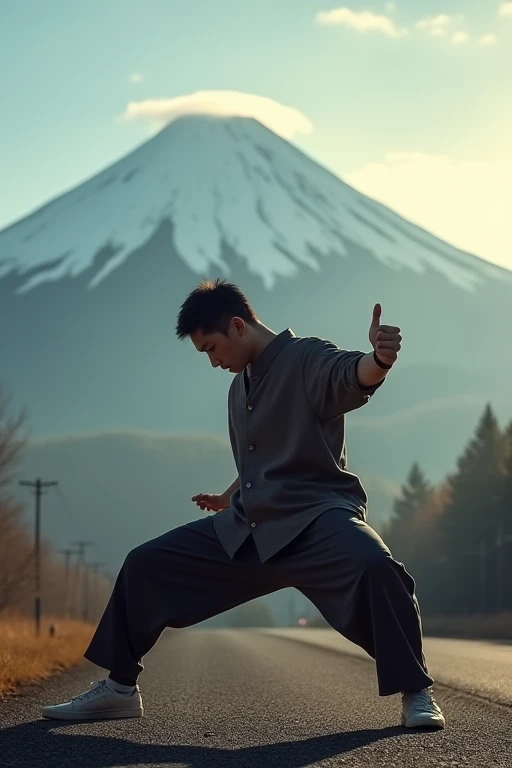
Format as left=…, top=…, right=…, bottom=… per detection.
left=232, top=317, right=245, bottom=336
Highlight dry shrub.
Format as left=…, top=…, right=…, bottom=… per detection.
left=0, top=615, right=94, bottom=695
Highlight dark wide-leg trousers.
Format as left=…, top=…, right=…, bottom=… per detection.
left=84, top=509, right=433, bottom=696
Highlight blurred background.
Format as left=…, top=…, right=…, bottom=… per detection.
left=1, top=1, right=511, bottom=671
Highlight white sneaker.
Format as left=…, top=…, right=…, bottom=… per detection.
left=401, top=687, right=445, bottom=729
left=41, top=679, right=144, bottom=720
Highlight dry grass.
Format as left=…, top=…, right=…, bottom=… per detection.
left=0, top=616, right=95, bottom=696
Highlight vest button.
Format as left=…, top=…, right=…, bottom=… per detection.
left=246, top=482, right=252, bottom=488
left=248, top=445, right=254, bottom=451
left=250, top=522, right=256, bottom=528
left=247, top=405, right=253, bottom=411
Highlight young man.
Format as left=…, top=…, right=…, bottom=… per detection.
left=42, top=278, right=445, bottom=729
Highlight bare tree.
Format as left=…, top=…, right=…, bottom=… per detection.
left=0, top=384, right=28, bottom=504
left=0, top=501, right=35, bottom=613
left=0, top=383, right=31, bottom=613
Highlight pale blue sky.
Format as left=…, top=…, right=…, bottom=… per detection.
left=1, top=1, right=511, bottom=268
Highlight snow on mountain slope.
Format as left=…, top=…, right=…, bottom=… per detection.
left=0, top=115, right=508, bottom=295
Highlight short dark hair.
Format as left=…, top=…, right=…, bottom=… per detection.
left=175, top=278, right=259, bottom=340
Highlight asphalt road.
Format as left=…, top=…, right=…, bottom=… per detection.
left=1, top=628, right=512, bottom=768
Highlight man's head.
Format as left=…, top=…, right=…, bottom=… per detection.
left=176, top=278, right=259, bottom=373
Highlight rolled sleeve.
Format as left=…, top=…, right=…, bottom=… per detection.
left=302, top=338, right=384, bottom=420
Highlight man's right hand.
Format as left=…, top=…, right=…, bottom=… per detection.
left=191, top=493, right=229, bottom=512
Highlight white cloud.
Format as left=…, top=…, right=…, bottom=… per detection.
left=479, top=33, right=498, bottom=46
left=119, top=90, right=313, bottom=139
left=452, top=31, right=470, bottom=44
left=415, top=14, right=478, bottom=45
left=129, top=72, right=144, bottom=84
left=499, top=2, right=512, bottom=17
left=315, top=7, right=408, bottom=38
left=345, top=151, right=512, bottom=271
left=415, top=14, right=453, bottom=33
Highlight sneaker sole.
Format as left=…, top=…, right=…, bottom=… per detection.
left=401, top=714, right=445, bottom=729
left=41, top=707, right=144, bottom=721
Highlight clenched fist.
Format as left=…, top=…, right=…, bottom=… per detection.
left=369, top=303, right=402, bottom=368
left=191, top=493, right=229, bottom=513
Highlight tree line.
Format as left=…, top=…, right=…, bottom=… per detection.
left=4, top=373, right=510, bottom=624
left=381, top=403, right=512, bottom=616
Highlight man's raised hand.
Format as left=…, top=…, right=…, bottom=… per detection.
left=369, top=303, right=402, bottom=368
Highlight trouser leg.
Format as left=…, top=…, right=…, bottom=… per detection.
left=277, top=508, right=433, bottom=697
left=84, top=516, right=276, bottom=681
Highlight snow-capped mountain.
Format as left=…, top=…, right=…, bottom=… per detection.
left=1, top=115, right=511, bottom=489
left=1, top=115, right=507, bottom=295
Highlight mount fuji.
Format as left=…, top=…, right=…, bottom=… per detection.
left=2, top=115, right=505, bottom=295
left=1, top=114, right=511, bottom=490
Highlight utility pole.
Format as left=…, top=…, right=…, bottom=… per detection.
left=71, top=540, right=94, bottom=622
left=89, top=562, right=105, bottom=622
left=58, top=548, right=80, bottom=618
left=19, top=477, right=58, bottom=635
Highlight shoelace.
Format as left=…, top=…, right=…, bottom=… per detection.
left=71, top=680, right=106, bottom=703
left=404, top=687, right=439, bottom=713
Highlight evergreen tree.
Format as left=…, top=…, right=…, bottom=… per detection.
left=409, top=481, right=452, bottom=614
left=443, top=404, right=505, bottom=549
left=385, top=462, right=432, bottom=563
left=441, top=404, right=506, bottom=613
left=501, top=420, right=512, bottom=512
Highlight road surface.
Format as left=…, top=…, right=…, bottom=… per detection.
left=1, top=628, right=512, bottom=767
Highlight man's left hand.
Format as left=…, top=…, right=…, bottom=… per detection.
left=369, top=303, right=402, bottom=367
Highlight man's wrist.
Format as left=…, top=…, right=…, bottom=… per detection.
left=373, top=349, right=393, bottom=370
left=356, top=351, right=389, bottom=387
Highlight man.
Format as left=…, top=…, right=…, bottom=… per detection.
left=42, top=278, right=445, bottom=729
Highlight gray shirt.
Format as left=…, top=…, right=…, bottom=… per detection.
left=213, top=328, right=385, bottom=563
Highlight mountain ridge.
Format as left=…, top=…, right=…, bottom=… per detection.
left=1, top=115, right=509, bottom=296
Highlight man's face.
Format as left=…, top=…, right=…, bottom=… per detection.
left=190, top=319, right=251, bottom=374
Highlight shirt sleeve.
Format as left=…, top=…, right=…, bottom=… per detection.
left=302, top=338, right=385, bottom=421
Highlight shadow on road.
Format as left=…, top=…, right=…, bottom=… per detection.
left=1, top=719, right=415, bottom=767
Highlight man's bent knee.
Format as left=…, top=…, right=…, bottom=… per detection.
left=357, top=550, right=394, bottom=574
left=123, top=542, right=153, bottom=571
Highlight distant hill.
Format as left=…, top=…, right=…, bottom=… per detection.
left=11, top=430, right=399, bottom=625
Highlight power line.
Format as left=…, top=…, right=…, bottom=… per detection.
left=51, top=484, right=118, bottom=621
left=18, top=477, right=58, bottom=635
left=54, top=484, right=111, bottom=567
left=17, top=478, right=117, bottom=627
left=58, top=548, right=80, bottom=618
left=71, top=540, right=94, bottom=621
